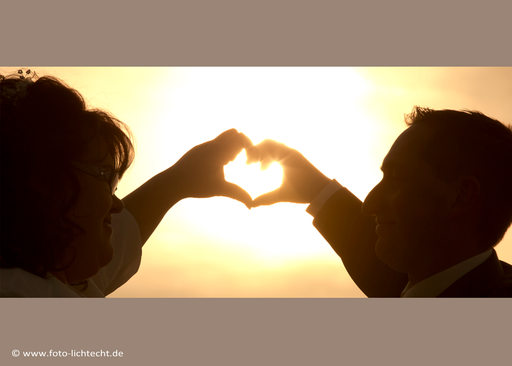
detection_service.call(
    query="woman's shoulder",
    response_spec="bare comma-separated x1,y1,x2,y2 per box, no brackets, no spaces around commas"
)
0,267,85,297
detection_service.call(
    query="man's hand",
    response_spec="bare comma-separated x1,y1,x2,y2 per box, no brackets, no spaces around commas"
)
172,129,254,208
246,139,331,207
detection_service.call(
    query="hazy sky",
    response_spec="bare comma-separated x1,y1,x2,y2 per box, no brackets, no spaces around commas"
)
5,67,512,297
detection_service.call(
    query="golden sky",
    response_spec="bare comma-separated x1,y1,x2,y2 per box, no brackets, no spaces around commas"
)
5,67,512,297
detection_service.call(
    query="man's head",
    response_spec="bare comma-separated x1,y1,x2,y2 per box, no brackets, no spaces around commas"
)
362,107,512,280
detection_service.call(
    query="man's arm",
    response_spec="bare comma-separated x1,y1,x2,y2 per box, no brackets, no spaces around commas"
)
248,140,408,297
312,187,408,297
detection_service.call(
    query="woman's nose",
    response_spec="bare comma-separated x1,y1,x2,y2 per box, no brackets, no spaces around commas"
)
111,195,125,213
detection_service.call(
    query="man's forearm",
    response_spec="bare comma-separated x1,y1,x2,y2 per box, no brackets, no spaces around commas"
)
312,187,408,297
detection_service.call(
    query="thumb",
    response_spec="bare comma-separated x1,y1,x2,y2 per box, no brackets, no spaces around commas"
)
251,188,284,208
218,181,253,209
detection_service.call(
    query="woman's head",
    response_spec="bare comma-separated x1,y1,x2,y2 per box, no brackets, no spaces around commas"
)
1,71,135,282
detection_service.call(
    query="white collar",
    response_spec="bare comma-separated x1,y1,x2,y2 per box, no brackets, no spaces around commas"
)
401,249,493,298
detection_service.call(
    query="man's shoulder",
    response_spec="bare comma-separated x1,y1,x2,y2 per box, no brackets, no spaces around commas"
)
470,258,512,297
490,260,512,296
500,260,512,274
439,252,512,298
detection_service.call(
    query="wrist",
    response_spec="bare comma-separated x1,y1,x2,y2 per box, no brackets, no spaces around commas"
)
306,179,343,217
308,174,332,201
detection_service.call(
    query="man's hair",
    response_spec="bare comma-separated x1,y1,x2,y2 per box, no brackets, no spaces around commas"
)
405,106,512,249
1,73,135,278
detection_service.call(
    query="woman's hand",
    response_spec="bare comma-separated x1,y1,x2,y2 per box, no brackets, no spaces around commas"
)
173,129,254,208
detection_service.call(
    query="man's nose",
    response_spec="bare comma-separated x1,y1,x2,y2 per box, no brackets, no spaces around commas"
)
361,181,384,216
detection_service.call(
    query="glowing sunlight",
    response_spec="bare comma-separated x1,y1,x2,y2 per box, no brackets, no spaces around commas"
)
7,66,511,297
224,149,283,199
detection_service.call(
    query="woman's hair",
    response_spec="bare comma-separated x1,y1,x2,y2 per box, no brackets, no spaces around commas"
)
1,70,135,278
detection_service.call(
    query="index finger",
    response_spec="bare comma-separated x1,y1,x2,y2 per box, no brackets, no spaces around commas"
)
236,132,254,151
246,139,292,164
212,129,254,164
214,129,253,148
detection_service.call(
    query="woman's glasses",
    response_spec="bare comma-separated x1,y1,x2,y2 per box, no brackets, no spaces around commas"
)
72,162,119,195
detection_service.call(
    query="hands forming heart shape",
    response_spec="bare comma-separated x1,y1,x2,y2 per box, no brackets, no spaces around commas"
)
224,149,284,201
173,129,332,209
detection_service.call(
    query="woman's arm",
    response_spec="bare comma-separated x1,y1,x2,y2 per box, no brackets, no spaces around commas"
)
122,129,253,244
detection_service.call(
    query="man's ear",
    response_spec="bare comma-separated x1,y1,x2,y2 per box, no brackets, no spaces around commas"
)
450,176,481,216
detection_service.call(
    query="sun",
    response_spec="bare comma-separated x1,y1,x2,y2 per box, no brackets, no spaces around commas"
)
224,149,283,200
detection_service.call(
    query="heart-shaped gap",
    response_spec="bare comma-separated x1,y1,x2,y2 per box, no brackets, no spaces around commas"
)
224,149,283,199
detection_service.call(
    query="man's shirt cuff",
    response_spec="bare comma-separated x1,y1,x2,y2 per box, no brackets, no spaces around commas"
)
306,179,343,217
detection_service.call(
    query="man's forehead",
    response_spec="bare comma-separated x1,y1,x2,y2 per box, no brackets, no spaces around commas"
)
381,125,435,169
380,157,408,171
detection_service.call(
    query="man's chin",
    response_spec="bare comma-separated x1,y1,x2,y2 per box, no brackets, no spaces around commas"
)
375,239,409,273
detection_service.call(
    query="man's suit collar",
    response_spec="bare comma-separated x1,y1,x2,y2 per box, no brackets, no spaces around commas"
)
438,250,504,297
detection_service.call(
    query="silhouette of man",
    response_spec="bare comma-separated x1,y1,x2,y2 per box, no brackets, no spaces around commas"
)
248,107,512,297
